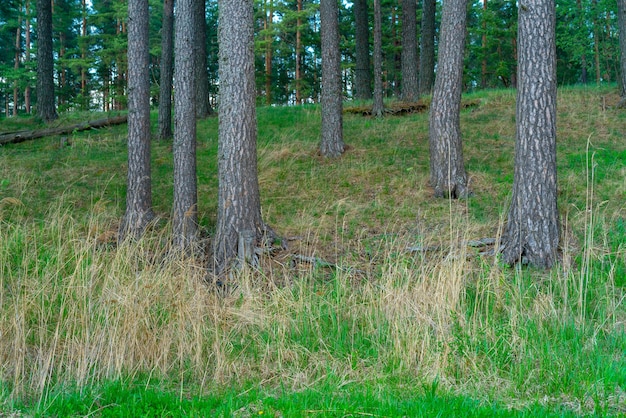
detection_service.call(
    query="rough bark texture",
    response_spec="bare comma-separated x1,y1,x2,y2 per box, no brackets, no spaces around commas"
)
157,0,174,140
373,0,384,117
418,0,436,96
295,0,303,104
173,0,198,249
319,0,344,157
120,0,154,240
401,0,419,101
194,0,212,118
502,0,559,268
617,0,626,106
214,0,264,272
36,0,57,122
353,0,372,100
428,0,469,199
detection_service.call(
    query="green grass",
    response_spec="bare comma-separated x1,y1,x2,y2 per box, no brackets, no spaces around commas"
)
1,86,625,416
5,379,586,417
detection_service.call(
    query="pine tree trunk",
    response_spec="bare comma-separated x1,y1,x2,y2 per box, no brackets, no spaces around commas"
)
354,0,372,100
14,20,21,117
158,0,174,139
295,0,303,104
214,0,265,272
265,0,274,105
36,0,57,122
24,0,31,113
319,0,344,157
194,0,212,118
373,0,384,117
617,0,626,106
401,0,419,101
172,0,198,249
428,0,469,199
419,0,436,96
502,0,558,268
120,0,154,240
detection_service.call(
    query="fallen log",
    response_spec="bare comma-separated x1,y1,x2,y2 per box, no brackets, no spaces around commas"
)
0,115,128,146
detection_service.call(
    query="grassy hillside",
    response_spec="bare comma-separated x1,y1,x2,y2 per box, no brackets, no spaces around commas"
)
0,86,624,416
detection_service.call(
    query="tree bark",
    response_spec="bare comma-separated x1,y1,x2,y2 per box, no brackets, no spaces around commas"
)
14,16,21,117
158,0,174,139
354,0,372,100
418,0,436,96
214,0,266,272
295,0,303,104
617,0,626,106
25,0,31,114
36,0,58,122
319,0,344,157
173,0,198,249
264,0,274,105
120,0,154,240
373,0,384,117
502,0,559,268
401,0,419,101
194,0,212,118
428,0,469,199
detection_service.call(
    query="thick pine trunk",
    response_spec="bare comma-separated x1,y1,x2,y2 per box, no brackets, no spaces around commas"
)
120,0,154,240
319,0,344,157
502,0,558,268
428,0,469,199
373,0,384,117
173,0,198,249
354,0,372,101
158,0,174,139
418,0,436,96
214,0,265,272
36,0,57,122
194,0,212,118
401,0,419,101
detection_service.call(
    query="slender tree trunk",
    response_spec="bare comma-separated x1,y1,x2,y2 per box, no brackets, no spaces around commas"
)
502,0,558,268
24,0,31,113
295,0,303,104
419,0,436,95
120,0,154,240
319,0,344,157
194,0,212,118
593,0,601,85
401,0,419,101
264,0,274,105
80,0,88,110
173,0,198,249
214,0,266,272
373,0,384,117
617,0,626,105
14,19,21,117
354,0,372,100
428,0,469,198
481,0,488,88
36,0,57,121
158,0,174,139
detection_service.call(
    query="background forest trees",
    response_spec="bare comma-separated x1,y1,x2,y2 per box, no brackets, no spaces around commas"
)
0,0,624,115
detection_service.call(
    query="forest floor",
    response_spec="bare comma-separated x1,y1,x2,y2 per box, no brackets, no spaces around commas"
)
0,86,625,416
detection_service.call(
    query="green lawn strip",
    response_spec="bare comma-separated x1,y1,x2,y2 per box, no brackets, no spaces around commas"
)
9,380,580,417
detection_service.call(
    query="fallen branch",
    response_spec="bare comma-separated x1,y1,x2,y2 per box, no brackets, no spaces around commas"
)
0,115,128,146
407,237,497,254
290,254,366,275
